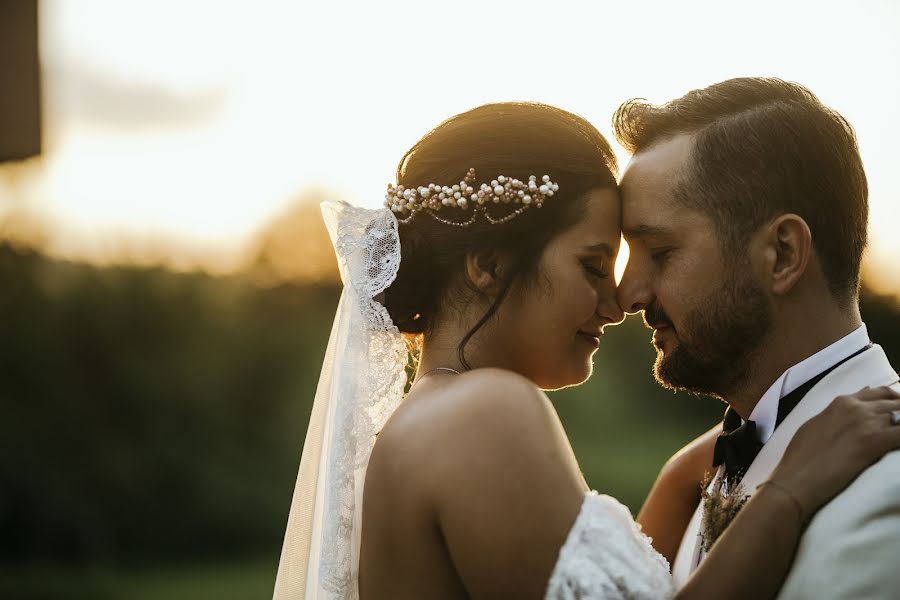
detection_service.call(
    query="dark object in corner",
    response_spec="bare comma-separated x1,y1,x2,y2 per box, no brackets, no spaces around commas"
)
0,0,41,162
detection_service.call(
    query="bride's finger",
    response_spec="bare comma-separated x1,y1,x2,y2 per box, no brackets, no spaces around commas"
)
824,388,900,419
848,385,900,401
861,399,900,415
848,399,900,455
870,411,900,452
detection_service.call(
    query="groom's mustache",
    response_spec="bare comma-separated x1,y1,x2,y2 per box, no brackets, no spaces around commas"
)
644,303,673,331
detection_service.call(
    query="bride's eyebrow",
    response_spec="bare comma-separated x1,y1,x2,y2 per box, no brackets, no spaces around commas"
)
581,242,615,257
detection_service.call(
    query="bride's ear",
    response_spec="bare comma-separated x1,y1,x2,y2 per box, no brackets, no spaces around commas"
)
465,250,509,296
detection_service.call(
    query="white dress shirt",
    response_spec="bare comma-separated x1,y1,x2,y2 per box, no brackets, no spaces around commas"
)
748,324,870,443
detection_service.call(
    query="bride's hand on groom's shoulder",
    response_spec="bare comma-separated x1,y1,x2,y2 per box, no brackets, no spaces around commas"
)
768,385,900,522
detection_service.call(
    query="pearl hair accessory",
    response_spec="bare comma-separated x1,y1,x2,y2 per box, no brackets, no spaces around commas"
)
384,168,560,227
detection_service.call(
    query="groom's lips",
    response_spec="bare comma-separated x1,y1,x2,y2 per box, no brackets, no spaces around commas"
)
650,323,672,346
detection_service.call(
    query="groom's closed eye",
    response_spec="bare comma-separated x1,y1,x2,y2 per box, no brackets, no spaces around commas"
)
650,247,675,265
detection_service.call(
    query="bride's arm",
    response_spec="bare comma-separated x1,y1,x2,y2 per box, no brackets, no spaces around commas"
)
674,386,900,600
637,424,719,563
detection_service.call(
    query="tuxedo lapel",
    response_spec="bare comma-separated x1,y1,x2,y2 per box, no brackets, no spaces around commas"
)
739,345,897,494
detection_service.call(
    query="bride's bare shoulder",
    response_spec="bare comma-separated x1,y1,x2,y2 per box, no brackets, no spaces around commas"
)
433,367,553,421
379,368,556,450
371,367,584,499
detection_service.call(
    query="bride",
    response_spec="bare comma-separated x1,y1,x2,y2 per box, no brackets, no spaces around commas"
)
273,102,900,599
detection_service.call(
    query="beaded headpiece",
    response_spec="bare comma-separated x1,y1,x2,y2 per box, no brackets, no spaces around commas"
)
384,168,559,227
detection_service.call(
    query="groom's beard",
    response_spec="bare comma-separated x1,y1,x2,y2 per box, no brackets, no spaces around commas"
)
648,270,772,398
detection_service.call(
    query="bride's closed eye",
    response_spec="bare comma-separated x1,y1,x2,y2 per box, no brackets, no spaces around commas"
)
581,260,610,279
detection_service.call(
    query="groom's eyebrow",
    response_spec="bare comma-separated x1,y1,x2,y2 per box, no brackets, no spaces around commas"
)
622,223,673,238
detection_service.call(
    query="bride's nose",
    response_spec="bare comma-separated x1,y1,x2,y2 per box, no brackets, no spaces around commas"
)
598,286,625,326
617,261,653,314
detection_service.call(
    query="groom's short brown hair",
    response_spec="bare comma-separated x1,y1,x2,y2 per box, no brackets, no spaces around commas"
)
613,77,868,307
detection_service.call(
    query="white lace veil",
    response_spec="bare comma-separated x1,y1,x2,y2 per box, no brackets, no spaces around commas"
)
273,201,408,599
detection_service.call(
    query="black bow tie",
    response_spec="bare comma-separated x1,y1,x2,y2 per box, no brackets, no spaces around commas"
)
713,408,762,480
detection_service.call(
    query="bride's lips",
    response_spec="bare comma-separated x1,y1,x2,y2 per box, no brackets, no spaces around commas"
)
577,331,601,348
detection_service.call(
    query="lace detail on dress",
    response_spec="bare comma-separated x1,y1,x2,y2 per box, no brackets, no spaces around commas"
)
318,202,408,597
545,492,676,600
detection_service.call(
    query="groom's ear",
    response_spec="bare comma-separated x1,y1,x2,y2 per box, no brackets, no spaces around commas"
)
762,213,812,296
465,250,509,296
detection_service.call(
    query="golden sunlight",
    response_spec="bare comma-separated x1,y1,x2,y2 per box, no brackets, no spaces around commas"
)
1,0,897,296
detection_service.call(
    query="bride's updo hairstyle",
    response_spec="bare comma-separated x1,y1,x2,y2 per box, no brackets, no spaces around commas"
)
383,102,618,366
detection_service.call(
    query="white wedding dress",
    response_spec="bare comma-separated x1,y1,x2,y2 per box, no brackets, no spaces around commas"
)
274,201,678,600
545,492,676,599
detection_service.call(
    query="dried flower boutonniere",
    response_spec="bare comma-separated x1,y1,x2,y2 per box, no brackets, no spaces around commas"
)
699,471,750,553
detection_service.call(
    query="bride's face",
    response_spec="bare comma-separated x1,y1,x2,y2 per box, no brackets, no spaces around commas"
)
492,188,625,389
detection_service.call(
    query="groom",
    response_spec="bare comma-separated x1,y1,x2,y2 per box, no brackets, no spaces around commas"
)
614,78,900,598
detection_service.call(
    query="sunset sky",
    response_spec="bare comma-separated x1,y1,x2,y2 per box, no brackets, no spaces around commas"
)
1,0,898,293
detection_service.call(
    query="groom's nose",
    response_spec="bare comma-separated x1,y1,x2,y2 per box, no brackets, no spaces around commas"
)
616,262,653,314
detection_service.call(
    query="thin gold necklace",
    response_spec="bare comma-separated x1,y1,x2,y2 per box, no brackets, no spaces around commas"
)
420,367,462,377
412,367,461,390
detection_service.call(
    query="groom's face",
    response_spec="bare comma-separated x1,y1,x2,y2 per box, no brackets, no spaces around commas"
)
616,134,771,396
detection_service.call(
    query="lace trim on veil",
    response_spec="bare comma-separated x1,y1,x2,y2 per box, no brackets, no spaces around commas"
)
318,202,408,596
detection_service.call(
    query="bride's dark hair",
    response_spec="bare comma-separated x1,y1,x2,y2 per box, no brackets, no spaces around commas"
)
383,102,618,367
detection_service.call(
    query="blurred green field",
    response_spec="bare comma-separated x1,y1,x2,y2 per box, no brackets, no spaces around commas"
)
0,559,277,600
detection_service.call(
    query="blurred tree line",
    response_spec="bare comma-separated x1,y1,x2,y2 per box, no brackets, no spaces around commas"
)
0,235,898,596
0,242,340,585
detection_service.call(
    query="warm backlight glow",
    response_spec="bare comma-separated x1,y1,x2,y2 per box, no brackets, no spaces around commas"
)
615,238,629,286
1,0,897,293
